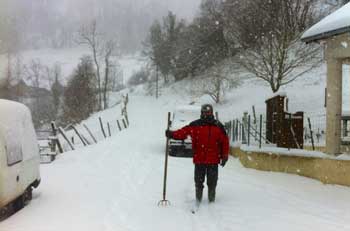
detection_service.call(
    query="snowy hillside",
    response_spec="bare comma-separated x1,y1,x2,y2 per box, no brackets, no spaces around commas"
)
2,61,350,230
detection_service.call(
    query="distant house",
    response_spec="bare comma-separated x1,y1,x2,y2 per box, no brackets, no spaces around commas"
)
0,80,55,128
13,80,51,99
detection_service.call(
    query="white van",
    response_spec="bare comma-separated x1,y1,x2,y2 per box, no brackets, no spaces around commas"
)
0,99,41,215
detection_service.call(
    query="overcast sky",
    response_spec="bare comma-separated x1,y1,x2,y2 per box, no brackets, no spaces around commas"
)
58,0,201,20
0,0,202,53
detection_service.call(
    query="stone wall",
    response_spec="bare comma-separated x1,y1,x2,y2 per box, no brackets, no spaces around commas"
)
231,147,350,187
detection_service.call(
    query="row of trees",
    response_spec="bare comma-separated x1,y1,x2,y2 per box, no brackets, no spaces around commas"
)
1,18,123,128
144,0,349,100
0,53,122,128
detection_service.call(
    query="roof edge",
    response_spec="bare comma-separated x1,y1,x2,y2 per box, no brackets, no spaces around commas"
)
302,26,350,43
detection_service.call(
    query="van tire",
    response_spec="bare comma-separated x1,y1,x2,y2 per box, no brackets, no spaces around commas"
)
0,207,8,220
12,195,25,212
32,179,41,188
23,187,33,204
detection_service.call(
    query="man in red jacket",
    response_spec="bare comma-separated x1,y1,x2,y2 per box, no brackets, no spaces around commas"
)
166,104,229,203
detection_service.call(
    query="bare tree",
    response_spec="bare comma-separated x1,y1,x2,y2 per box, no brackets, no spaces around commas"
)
78,20,103,110
78,20,119,110
223,0,322,93
25,59,42,90
102,40,117,109
192,59,240,103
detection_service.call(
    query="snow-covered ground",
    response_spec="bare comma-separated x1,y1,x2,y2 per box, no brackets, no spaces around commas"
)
1,49,350,230
2,92,350,230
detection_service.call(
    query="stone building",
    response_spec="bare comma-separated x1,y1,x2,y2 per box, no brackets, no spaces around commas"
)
302,3,350,155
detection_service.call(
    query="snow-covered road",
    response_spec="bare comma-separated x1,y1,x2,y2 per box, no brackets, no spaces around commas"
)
1,96,350,231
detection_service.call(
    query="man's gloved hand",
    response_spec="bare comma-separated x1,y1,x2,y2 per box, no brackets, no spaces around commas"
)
220,158,228,167
165,129,173,138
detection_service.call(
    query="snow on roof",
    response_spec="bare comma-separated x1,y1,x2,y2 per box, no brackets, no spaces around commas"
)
302,3,350,43
174,105,201,112
265,91,287,102
0,99,29,117
171,105,201,129
0,99,31,134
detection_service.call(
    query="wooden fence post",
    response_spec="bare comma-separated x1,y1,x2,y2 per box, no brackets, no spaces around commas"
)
248,115,251,146
240,123,243,142
99,117,107,138
232,120,235,142
51,121,63,153
71,125,87,146
288,114,292,150
235,119,239,141
252,106,257,124
117,120,122,131
108,122,111,137
81,134,91,145
124,114,129,126
242,112,248,144
58,127,75,150
308,117,315,151
227,121,232,138
259,115,262,149
122,119,128,129
83,124,97,144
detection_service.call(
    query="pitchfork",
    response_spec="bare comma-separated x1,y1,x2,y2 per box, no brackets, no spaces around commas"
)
158,112,171,207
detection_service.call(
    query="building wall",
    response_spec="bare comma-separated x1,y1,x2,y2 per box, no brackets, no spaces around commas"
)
325,33,350,60
324,33,350,154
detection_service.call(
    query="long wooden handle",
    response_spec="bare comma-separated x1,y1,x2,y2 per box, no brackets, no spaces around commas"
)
162,112,171,200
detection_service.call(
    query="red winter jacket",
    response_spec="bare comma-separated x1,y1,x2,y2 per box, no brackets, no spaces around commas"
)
171,118,229,164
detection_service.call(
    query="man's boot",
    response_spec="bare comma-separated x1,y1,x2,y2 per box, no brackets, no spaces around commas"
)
196,187,203,202
208,187,216,203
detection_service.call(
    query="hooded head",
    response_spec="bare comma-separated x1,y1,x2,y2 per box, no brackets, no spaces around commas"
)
200,104,214,120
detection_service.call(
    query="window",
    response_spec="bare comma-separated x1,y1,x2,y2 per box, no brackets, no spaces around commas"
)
5,131,23,166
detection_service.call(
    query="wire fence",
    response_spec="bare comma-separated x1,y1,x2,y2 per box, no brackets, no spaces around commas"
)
224,111,327,151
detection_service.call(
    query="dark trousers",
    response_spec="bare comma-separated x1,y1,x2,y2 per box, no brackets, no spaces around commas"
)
194,164,218,190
